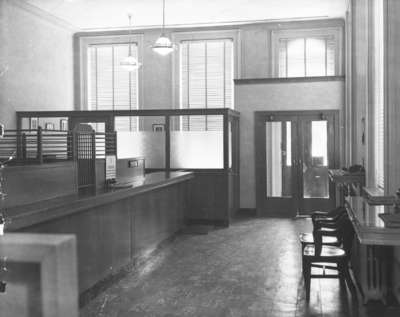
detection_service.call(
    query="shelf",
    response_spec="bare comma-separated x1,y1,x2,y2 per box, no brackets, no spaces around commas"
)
328,169,365,185
363,187,396,205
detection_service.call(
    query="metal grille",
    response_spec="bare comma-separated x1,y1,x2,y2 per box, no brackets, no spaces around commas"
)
75,129,96,189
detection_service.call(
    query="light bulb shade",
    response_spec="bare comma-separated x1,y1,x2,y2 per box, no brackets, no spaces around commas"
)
120,55,141,71
152,35,175,56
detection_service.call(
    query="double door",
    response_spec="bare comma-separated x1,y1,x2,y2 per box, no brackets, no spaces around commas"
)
255,111,339,217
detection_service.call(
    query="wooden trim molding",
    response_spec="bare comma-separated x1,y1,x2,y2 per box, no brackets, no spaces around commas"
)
234,75,345,85
8,0,78,31
0,233,78,317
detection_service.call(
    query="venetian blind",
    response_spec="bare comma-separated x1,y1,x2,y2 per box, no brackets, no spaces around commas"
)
87,43,139,131
180,39,233,131
374,0,385,189
278,37,336,77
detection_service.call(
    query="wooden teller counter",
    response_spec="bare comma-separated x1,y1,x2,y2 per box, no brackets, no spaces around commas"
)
0,109,240,314
2,162,193,304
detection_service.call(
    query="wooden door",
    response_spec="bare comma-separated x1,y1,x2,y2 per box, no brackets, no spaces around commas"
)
255,111,339,217
255,113,299,217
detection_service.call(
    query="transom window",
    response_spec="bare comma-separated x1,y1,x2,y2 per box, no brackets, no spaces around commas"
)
272,28,342,78
278,36,335,77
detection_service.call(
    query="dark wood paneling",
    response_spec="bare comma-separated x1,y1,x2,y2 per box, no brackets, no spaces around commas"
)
3,162,77,208
133,184,185,260
17,177,191,295
97,200,131,283
189,172,229,224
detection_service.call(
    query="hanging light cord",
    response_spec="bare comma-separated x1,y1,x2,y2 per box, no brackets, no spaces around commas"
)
162,0,166,33
128,14,132,44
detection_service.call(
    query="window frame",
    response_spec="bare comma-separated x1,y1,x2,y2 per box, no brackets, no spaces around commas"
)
367,0,387,191
171,30,241,110
271,27,344,78
78,34,144,111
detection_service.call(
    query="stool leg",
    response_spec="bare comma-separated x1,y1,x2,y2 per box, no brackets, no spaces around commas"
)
343,263,357,299
338,262,346,289
304,258,311,301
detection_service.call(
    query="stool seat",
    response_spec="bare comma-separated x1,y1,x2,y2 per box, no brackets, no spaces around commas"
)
304,244,346,257
299,233,339,245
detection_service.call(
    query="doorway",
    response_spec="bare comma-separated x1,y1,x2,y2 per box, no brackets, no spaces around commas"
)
255,110,339,217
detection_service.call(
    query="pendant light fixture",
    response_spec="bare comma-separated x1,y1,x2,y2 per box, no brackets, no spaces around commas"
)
152,0,175,56
121,14,141,71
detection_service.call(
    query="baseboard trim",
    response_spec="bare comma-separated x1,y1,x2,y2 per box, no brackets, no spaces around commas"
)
185,218,229,227
236,208,257,216
79,232,179,308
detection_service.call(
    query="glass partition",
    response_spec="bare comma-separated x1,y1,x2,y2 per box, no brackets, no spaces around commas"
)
16,109,239,171
116,116,165,168
170,115,223,169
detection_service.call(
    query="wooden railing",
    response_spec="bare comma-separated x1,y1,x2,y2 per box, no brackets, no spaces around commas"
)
0,128,116,164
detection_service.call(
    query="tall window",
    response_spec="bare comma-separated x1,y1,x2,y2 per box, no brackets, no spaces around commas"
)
179,39,233,130
87,43,139,131
278,37,336,77
272,28,342,78
373,0,385,189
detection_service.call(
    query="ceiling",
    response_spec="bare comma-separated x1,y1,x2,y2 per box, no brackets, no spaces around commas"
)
23,0,348,30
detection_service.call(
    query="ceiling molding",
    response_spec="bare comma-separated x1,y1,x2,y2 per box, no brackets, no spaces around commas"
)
79,15,334,33
10,0,79,32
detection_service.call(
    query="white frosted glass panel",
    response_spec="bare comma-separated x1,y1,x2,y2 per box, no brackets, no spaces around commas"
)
117,132,165,168
171,131,223,169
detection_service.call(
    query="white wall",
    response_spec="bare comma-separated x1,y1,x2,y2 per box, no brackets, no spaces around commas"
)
0,0,74,129
235,79,345,208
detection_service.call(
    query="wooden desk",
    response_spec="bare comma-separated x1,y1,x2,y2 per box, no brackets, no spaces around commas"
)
345,196,400,303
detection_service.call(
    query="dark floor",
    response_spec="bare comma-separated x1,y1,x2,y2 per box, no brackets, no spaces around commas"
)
80,217,400,317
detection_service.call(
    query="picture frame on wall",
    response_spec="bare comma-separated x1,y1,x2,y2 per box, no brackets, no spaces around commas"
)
152,124,165,132
45,122,55,131
30,117,38,130
60,119,68,131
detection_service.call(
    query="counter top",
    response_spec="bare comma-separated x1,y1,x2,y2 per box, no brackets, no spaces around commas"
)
345,196,400,245
4,171,194,231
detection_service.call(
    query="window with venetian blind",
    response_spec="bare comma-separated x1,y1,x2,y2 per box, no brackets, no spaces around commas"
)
373,0,385,190
179,39,233,131
87,43,139,131
272,28,342,78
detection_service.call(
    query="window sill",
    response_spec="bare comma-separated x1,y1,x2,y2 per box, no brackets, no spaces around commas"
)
234,75,345,85
363,186,395,205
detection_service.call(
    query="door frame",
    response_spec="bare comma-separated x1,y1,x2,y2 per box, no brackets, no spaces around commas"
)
255,110,340,217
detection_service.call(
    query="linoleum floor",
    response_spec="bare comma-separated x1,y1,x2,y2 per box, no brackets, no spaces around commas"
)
80,217,400,317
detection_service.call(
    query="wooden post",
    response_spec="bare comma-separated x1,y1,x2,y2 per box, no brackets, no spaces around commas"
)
37,126,43,164
22,133,27,161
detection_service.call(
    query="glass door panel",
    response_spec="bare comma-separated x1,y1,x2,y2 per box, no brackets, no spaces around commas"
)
302,120,329,199
299,115,336,215
256,111,338,217
265,121,292,197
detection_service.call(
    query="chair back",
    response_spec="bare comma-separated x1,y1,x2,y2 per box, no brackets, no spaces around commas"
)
340,218,355,256
312,213,353,257
311,206,346,222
